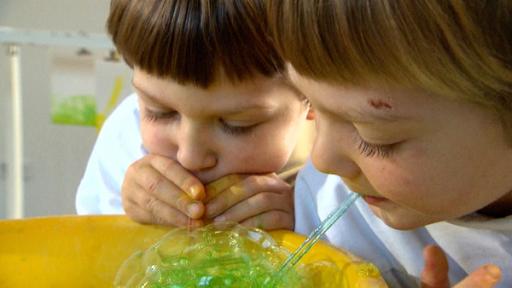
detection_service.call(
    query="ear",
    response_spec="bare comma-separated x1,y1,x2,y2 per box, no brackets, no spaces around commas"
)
306,107,315,120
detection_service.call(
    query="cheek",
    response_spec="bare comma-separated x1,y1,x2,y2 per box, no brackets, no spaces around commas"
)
360,154,472,216
228,148,290,174
140,123,176,156
359,149,452,214
222,129,298,174
364,163,430,201
226,113,307,174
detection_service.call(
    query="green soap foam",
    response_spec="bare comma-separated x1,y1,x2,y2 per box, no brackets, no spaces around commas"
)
115,223,311,288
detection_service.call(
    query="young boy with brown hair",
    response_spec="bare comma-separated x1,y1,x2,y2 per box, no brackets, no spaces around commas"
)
76,0,314,231
270,0,511,287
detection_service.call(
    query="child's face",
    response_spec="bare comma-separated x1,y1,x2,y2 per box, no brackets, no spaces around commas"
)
290,70,512,230
133,68,309,184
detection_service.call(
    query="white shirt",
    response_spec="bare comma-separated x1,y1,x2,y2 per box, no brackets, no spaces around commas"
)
76,94,145,214
294,160,512,287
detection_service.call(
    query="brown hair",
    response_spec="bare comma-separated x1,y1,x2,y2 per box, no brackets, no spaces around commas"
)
269,0,512,135
107,0,284,88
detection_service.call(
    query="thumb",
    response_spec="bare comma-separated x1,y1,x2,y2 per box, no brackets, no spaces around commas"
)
453,264,501,288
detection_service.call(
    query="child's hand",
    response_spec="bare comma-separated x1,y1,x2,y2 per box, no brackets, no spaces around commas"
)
421,245,502,288
204,173,294,230
121,154,206,227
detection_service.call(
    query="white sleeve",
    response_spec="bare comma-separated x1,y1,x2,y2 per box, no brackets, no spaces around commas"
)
75,94,145,214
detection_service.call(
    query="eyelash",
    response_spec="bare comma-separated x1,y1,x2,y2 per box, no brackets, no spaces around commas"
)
143,109,178,122
357,138,395,158
220,120,256,135
144,109,255,135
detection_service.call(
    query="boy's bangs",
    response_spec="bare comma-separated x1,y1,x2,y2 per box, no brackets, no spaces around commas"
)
271,0,512,103
108,0,284,88
271,1,425,86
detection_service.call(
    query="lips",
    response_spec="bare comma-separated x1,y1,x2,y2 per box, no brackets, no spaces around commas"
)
362,195,388,205
341,179,388,205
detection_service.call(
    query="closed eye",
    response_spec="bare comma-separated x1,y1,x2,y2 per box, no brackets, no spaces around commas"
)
143,108,179,122
356,137,396,158
219,119,257,135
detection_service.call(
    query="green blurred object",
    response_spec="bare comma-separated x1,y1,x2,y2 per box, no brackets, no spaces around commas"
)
51,94,97,126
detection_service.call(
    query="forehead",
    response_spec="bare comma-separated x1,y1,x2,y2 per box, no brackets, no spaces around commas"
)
289,69,437,122
133,68,302,113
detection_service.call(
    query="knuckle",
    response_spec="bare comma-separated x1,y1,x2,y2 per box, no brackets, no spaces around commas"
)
143,196,160,212
149,209,173,226
151,214,169,226
276,178,292,190
254,192,273,205
145,174,163,195
269,211,282,224
245,175,262,188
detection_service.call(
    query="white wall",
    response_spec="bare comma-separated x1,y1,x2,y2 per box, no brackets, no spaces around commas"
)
0,0,112,217
0,0,109,33
0,48,9,217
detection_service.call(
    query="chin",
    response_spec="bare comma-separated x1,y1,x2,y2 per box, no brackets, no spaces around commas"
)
381,219,423,231
371,207,431,230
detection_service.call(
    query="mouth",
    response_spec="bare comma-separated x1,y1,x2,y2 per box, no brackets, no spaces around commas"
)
362,195,388,205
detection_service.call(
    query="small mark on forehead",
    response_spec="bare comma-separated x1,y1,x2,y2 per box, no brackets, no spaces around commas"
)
368,99,392,110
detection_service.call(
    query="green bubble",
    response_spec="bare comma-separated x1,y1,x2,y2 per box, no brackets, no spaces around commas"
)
115,223,315,288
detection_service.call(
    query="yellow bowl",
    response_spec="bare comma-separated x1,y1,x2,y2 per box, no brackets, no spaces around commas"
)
0,215,386,287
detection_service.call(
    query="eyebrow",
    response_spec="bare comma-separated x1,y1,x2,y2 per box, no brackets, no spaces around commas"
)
131,80,278,115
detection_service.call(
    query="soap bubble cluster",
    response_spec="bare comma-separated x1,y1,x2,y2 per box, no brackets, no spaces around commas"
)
114,223,311,288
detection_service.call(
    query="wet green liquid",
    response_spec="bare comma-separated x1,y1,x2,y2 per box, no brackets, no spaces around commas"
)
115,223,310,288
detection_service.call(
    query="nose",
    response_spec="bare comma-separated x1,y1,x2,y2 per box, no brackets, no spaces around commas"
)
176,123,217,172
311,123,360,179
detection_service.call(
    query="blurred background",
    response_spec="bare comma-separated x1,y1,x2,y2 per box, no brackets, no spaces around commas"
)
0,0,133,218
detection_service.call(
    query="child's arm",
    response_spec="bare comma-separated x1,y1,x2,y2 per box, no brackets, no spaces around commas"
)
204,172,295,230
121,154,206,227
421,245,502,288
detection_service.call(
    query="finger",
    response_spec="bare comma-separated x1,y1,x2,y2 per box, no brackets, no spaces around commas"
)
421,245,450,288
240,211,294,230
149,154,205,200
122,196,153,223
212,191,293,223
453,264,501,288
136,164,205,219
206,174,290,218
125,196,203,228
205,174,244,201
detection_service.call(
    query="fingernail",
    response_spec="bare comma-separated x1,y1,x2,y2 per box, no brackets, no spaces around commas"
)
485,265,501,281
187,203,202,217
189,185,204,200
214,215,225,222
